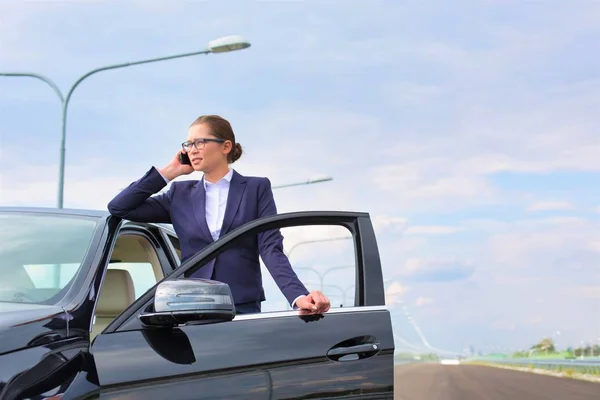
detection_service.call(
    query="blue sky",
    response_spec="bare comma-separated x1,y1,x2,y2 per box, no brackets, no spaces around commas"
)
1,0,599,354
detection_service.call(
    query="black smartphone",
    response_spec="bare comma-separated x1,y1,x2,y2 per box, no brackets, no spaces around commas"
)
179,152,191,165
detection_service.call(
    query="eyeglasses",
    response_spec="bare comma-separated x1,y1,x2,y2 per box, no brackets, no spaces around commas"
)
181,138,225,151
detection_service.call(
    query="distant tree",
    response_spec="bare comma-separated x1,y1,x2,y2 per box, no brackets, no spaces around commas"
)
530,337,555,354
571,346,598,357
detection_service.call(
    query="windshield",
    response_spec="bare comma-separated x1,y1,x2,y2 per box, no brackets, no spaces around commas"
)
0,212,99,305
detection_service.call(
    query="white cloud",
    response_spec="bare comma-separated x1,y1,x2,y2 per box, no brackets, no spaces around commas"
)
405,225,462,235
372,216,409,235
370,163,500,211
491,276,545,286
587,239,600,253
385,281,408,305
415,296,434,307
486,217,600,271
0,157,135,209
541,216,587,224
560,286,600,300
525,317,543,325
526,201,575,212
400,257,475,282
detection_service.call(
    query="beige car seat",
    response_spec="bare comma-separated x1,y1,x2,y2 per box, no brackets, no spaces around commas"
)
91,269,135,340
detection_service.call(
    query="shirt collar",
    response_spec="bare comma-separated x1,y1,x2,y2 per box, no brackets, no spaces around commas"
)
203,169,234,189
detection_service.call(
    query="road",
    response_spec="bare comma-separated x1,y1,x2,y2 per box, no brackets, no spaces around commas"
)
394,363,599,400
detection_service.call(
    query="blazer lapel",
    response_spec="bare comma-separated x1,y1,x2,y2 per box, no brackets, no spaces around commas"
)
191,178,214,242
219,171,247,238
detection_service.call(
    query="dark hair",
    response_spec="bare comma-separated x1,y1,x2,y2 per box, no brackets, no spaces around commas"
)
190,114,243,163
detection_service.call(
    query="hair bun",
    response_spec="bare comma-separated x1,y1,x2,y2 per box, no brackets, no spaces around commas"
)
231,142,243,163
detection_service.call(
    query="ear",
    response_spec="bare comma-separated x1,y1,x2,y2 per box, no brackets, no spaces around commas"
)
222,140,232,155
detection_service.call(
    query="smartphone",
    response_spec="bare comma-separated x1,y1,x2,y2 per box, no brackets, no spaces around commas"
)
179,152,191,165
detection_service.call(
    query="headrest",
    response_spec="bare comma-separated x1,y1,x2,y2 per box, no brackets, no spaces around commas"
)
96,269,135,317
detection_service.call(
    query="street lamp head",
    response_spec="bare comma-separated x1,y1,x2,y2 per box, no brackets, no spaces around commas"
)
207,35,251,53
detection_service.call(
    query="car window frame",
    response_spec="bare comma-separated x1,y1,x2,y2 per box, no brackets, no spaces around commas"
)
89,224,175,332
153,226,181,270
103,211,385,334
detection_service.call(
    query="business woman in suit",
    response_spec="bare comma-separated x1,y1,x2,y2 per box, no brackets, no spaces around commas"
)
108,115,330,315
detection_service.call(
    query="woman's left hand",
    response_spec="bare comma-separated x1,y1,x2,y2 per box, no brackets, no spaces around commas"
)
296,290,331,313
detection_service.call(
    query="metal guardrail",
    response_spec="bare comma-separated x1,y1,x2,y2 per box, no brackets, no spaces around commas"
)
472,358,600,375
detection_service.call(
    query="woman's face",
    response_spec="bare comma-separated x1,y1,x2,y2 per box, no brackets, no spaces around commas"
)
185,123,231,172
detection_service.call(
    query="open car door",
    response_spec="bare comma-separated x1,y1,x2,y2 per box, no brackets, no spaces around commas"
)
86,211,394,400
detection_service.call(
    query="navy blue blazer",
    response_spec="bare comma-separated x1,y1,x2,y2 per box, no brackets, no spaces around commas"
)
107,167,309,306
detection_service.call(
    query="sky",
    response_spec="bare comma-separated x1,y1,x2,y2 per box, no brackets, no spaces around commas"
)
0,0,599,354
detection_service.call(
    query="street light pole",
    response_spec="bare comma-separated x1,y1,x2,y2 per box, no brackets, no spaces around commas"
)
149,174,334,196
272,176,333,189
1,35,250,209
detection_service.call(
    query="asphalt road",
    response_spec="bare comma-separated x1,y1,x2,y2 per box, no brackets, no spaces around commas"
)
394,363,599,400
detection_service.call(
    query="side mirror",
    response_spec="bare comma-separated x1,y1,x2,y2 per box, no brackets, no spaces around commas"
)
139,278,235,328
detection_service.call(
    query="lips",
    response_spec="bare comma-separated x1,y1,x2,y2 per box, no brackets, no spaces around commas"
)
191,158,202,163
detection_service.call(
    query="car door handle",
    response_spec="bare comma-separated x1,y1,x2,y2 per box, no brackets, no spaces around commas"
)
327,342,381,361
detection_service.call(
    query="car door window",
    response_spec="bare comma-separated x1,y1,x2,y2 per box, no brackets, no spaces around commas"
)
91,232,165,340
90,212,393,399
261,224,356,312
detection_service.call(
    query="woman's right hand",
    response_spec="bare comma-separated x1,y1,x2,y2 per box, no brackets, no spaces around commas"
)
158,151,194,181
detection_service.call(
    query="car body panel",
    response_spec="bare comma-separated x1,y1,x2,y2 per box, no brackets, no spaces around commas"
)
0,303,69,356
0,337,93,400
90,308,393,398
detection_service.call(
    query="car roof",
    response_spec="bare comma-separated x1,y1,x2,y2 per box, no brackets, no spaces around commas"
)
0,206,177,234
0,206,110,218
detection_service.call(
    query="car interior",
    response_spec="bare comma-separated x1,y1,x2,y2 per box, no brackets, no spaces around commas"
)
90,233,164,340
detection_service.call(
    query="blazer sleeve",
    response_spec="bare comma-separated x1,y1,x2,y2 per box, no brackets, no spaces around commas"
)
256,177,309,306
107,166,173,223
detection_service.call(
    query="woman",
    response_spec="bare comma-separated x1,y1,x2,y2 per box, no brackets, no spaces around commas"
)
108,115,330,315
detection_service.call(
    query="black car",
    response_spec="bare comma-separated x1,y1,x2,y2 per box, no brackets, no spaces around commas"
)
0,207,395,400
